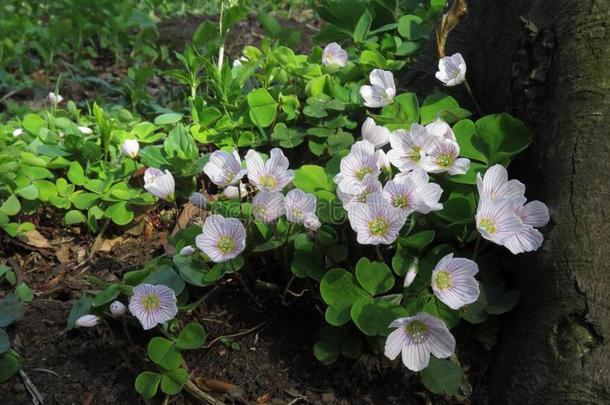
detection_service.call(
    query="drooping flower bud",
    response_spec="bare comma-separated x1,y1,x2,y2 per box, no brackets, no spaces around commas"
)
12,128,23,137
404,257,419,287
78,126,93,135
121,139,140,159
47,92,64,104
180,245,196,256
144,168,175,202
304,215,321,232
110,301,127,317
76,314,99,327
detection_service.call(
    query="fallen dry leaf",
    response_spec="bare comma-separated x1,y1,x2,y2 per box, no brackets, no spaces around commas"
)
55,244,71,263
172,202,204,236
20,229,51,249
99,236,125,252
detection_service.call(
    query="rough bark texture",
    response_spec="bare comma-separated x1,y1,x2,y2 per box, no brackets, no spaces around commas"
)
408,0,610,403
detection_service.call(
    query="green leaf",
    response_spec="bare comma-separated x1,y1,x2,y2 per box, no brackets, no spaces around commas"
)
135,371,161,399
154,113,183,125
65,210,86,225
0,294,25,327
355,258,394,296
435,198,475,226
397,15,424,40
352,10,373,42
66,295,93,331
420,94,469,125
176,322,207,350
475,113,532,164
313,339,339,365
104,201,134,226
0,351,21,383
320,269,368,326
247,88,278,128
160,368,188,395
92,284,120,307
15,185,39,200
72,192,100,210
148,337,183,370
350,297,408,336
401,230,435,250
462,283,488,324
293,165,334,193
392,245,418,277
421,357,463,395
164,124,198,160
291,239,325,280
446,161,487,185
486,289,520,315
67,161,87,186
0,195,21,216
424,297,460,329
379,93,419,129
142,265,186,295
15,283,33,303
453,119,488,163
23,114,47,135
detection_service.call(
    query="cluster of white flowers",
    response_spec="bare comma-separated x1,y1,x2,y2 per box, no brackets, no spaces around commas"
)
334,115,468,245
475,164,549,254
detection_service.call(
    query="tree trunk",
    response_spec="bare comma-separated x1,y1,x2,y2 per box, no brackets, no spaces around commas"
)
409,0,610,402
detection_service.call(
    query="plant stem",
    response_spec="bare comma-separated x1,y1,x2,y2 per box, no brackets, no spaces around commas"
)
472,235,482,260
463,79,483,116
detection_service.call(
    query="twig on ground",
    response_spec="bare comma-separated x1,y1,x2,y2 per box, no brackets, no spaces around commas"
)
202,318,271,350
20,369,44,405
184,380,226,405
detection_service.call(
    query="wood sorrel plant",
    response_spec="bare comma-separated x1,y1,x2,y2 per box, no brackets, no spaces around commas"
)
59,0,549,399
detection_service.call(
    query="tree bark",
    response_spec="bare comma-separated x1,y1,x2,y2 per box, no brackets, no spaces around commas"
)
408,0,610,403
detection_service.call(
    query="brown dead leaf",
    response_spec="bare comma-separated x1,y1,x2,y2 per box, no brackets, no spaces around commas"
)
194,378,237,393
172,202,204,236
40,269,65,290
20,229,51,249
55,244,71,263
99,236,125,252
257,393,273,404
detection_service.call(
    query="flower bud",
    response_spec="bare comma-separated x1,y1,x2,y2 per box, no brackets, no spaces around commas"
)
404,257,419,287
121,139,140,159
47,92,64,104
144,168,175,202
76,314,99,327
304,215,321,232
78,126,93,135
12,128,23,137
180,245,196,256
189,192,208,209
376,149,391,174
110,301,126,317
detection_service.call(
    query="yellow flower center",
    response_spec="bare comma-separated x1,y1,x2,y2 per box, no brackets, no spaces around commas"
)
368,217,389,237
356,166,372,181
217,236,236,254
434,270,453,290
479,218,496,234
141,294,160,311
393,195,409,209
436,153,454,168
405,320,428,339
408,146,421,162
258,175,277,188
253,204,267,218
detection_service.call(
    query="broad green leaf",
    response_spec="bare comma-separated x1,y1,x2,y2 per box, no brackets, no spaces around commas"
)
0,294,25,327
154,113,183,125
453,119,488,163
247,88,278,128
142,265,186,295
313,339,339,365
486,289,520,315
350,297,408,336
320,269,368,326
148,337,183,370
293,165,334,192
64,210,86,225
401,230,435,250
0,329,10,354
446,161,487,185
135,371,161,399
397,15,424,40
15,185,38,200
475,113,532,164
421,357,463,395
424,297,460,329
0,351,21,383
0,195,21,216
160,368,188,395
176,322,206,350
355,258,394,296
104,201,134,226
15,283,33,302
23,114,47,135
67,161,87,186
66,295,93,331
92,284,120,307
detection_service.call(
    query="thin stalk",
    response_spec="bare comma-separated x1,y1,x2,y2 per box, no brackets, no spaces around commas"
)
463,79,483,116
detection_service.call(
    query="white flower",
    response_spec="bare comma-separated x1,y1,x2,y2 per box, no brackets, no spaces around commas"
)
387,124,431,172
384,312,455,372
245,148,294,192
403,258,419,287
78,126,93,135
121,139,139,158
304,215,321,231
422,137,470,175
180,245,196,256
128,284,178,330
203,150,247,188
337,176,382,209
12,128,23,137
425,119,457,143
396,169,443,214
431,253,480,310
195,215,246,262
382,175,421,217
144,168,175,202
232,56,248,67
503,198,550,254
252,191,285,222
376,150,391,174
284,188,317,224
322,42,348,67
476,164,525,202
361,117,391,148
475,198,522,245
47,91,64,104
189,192,208,209
347,193,406,245
110,301,126,317
360,69,396,108
221,184,248,200
334,140,380,187
76,314,99,327
435,53,467,87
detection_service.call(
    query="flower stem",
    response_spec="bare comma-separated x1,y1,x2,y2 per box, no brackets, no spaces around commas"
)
463,79,484,116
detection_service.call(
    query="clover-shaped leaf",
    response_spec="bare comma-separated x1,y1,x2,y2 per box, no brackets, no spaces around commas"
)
355,258,394,296
320,269,368,326
350,296,408,336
